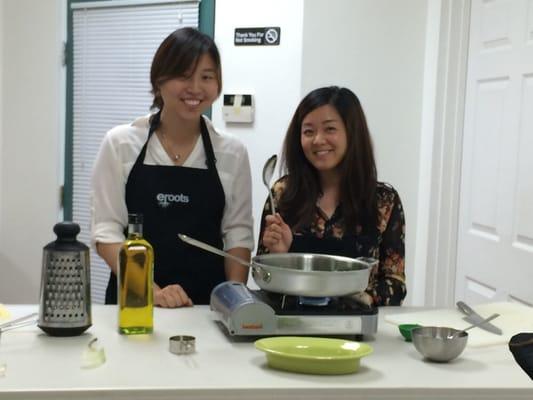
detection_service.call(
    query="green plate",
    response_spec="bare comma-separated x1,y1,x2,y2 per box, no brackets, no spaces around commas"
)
254,336,373,375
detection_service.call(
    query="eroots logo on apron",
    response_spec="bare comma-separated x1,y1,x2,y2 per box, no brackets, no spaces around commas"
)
156,193,190,208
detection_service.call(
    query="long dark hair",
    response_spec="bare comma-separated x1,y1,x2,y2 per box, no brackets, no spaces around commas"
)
150,27,222,110
279,86,377,232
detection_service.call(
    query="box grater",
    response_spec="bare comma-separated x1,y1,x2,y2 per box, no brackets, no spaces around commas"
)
38,222,92,336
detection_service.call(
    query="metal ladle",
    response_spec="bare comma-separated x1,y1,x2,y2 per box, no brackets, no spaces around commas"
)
262,154,278,215
448,313,500,339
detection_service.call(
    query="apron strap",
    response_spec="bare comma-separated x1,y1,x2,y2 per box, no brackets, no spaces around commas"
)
199,117,218,170
136,112,218,171
133,111,161,168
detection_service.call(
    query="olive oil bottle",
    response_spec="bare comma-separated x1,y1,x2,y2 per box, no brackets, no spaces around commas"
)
118,213,153,334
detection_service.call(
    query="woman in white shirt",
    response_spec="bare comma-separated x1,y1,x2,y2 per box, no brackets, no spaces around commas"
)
91,27,254,307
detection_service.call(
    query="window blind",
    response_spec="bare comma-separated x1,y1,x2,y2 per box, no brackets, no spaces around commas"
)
72,1,199,304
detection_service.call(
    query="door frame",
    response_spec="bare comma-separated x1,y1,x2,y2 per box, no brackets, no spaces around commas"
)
423,0,472,307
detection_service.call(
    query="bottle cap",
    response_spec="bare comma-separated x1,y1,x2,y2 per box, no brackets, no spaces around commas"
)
128,214,143,224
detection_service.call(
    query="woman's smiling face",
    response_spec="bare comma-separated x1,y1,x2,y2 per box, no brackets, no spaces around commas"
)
158,53,219,121
300,104,348,173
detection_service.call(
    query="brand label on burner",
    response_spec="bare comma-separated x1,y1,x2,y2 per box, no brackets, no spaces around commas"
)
241,322,263,329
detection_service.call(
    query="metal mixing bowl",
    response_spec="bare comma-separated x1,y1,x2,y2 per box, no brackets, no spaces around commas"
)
411,326,468,362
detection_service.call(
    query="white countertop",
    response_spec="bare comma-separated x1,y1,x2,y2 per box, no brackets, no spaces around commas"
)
0,305,531,399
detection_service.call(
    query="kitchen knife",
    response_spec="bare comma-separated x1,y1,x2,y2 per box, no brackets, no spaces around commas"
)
456,301,503,335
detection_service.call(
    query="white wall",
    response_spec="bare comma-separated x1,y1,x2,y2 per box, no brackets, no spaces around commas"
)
0,1,4,248
0,0,433,305
0,0,65,303
212,0,430,304
211,0,305,249
301,0,428,305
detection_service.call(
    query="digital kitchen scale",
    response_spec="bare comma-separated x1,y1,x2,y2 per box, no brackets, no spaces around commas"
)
210,281,378,339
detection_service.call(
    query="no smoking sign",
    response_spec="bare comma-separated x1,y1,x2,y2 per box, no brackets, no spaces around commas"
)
234,27,281,46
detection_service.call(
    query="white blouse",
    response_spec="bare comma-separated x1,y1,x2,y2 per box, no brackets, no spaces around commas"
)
91,114,254,251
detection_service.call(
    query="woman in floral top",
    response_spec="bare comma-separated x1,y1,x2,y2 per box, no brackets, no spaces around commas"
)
258,86,406,306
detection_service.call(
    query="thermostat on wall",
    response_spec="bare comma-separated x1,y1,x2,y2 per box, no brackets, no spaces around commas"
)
223,94,254,123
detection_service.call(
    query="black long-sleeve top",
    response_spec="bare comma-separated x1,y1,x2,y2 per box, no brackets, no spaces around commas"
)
257,177,407,306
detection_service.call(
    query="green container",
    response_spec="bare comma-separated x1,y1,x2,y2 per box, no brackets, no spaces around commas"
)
399,324,421,342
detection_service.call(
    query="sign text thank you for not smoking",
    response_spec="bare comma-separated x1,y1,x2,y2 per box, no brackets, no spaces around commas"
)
234,27,281,46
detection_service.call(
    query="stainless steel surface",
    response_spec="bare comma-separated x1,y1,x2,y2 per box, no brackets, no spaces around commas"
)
38,222,92,335
252,253,374,297
456,301,503,335
209,281,379,337
449,313,500,339
169,335,196,355
179,234,375,297
411,326,468,362
262,154,278,214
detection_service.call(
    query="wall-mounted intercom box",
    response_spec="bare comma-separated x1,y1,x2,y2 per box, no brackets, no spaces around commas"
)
222,94,254,123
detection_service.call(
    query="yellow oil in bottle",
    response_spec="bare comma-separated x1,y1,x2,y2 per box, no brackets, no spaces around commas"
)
118,214,153,334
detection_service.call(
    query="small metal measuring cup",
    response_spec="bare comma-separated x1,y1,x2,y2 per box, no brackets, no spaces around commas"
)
0,313,38,343
169,335,195,355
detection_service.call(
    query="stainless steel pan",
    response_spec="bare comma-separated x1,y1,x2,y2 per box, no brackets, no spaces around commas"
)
178,234,375,297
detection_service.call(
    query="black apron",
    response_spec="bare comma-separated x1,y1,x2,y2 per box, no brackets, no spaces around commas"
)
288,209,379,259
105,114,226,305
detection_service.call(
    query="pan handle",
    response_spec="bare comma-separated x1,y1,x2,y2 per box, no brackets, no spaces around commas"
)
178,234,251,268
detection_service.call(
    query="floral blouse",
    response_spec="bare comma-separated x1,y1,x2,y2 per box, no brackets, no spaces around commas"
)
257,177,407,306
